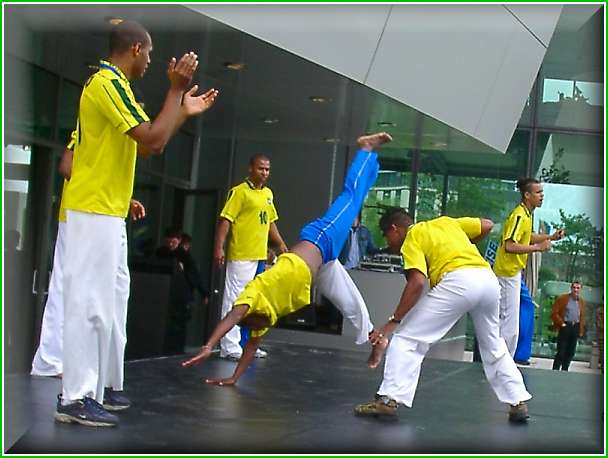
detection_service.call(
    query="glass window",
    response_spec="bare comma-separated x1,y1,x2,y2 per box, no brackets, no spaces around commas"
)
362,151,413,249
5,55,59,140
531,130,604,362
57,80,82,145
536,6,603,131
129,174,162,257
533,132,603,188
164,131,194,181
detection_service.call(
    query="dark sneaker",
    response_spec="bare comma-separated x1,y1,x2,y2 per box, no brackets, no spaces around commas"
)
103,388,131,411
509,402,530,423
354,395,398,417
55,395,118,427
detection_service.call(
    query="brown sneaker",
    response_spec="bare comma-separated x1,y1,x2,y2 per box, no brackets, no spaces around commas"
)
508,402,529,423
354,395,398,417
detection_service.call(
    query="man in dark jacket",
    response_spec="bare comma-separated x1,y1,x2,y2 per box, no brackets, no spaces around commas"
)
551,281,586,371
338,215,378,269
156,227,209,354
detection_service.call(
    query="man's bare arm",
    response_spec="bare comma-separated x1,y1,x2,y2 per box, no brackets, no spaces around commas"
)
470,218,493,244
269,222,288,253
213,218,231,266
58,149,73,179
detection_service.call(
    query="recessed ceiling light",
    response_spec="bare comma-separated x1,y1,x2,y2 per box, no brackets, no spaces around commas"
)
432,142,448,148
105,16,124,25
324,137,340,143
224,62,245,71
377,121,396,127
262,118,279,125
310,96,331,103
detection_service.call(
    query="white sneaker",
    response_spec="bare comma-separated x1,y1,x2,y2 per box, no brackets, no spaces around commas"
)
219,352,241,362
254,349,268,358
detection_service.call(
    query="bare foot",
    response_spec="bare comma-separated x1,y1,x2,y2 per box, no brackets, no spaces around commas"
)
367,336,389,369
357,132,393,151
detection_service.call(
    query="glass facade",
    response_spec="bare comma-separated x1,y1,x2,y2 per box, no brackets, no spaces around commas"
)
360,5,604,364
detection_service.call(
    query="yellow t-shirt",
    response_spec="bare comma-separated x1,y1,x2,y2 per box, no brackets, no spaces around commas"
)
493,204,533,277
58,131,77,223
234,253,312,337
220,180,279,261
401,216,490,288
63,60,149,218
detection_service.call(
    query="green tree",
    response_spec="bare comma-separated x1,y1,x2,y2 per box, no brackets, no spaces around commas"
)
445,176,514,222
551,209,603,285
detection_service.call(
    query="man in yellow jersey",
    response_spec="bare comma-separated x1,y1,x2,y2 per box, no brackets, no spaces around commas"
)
183,133,393,384
57,20,218,427
213,154,288,360
354,207,532,423
32,134,147,377
493,178,564,356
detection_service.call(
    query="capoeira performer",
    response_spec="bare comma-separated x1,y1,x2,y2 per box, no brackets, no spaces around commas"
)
354,207,532,422
182,132,393,385
32,135,146,378
493,177,563,356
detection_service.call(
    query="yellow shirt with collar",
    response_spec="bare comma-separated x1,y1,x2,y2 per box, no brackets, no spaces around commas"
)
401,216,490,288
234,253,312,338
220,180,279,261
493,204,533,277
63,60,149,218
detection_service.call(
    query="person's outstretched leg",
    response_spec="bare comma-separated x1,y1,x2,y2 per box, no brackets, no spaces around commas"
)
315,260,373,344
299,133,392,263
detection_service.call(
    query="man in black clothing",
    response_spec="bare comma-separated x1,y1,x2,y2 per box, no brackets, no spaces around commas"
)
156,227,209,354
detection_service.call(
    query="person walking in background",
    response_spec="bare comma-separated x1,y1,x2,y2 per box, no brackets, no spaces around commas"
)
493,178,564,356
57,19,218,427
213,154,288,361
551,281,586,371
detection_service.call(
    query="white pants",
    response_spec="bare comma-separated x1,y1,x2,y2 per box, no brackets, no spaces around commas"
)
378,268,531,408
497,274,522,356
315,260,374,344
31,222,66,376
220,260,258,356
62,210,130,403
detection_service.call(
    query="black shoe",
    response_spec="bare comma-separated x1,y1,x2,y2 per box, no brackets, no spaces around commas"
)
514,360,531,366
103,388,131,411
508,402,530,423
55,395,118,427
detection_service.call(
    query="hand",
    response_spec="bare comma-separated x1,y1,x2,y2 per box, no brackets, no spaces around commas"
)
205,377,236,387
167,52,199,91
213,247,225,267
536,239,552,252
202,296,209,306
181,345,212,368
277,243,288,254
129,199,146,220
551,229,566,241
182,86,219,117
369,321,398,346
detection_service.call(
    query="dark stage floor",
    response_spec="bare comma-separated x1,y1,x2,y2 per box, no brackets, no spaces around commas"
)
4,343,605,454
